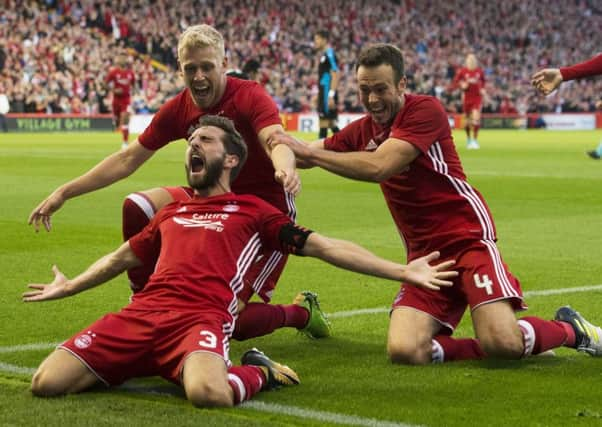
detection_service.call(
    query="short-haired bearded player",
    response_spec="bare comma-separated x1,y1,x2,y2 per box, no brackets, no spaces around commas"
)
453,53,485,150
24,115,457,407
105,48,136,149
29,25,328,344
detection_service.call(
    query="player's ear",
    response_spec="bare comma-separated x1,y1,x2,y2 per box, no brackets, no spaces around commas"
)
225,153,239,169
397,76,407,92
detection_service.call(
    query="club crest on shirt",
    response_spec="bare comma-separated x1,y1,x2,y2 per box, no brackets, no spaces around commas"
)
223,204,240,212
74,330,97,349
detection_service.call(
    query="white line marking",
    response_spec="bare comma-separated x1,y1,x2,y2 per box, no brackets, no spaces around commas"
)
524,284,602,297
0,342,58,354
118,384,419,426
329,307,388,319
0,362,35,375
331,284,602,319
470,170,602,179
242,401,420,427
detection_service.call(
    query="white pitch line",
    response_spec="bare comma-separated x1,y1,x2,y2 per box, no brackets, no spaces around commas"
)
118,385,419,427
0,342,59,354
242,401,420,427
330,284,602,319
0,362,35,375
470,170,602,179
524,284,602,297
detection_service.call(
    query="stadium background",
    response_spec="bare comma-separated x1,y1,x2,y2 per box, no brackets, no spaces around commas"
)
1,1,602,427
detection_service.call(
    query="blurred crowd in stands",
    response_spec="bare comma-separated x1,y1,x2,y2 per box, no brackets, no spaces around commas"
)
1,0,601,115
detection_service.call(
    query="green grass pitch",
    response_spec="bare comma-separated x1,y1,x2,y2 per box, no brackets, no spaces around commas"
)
1,129,602,426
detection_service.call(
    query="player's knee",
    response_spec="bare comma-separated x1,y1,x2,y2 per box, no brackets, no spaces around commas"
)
31,367,65,397
479,332,524,359
387,341,431,365
186,382,233,408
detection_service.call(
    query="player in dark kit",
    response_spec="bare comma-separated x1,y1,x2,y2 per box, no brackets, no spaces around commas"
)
29,24,328,343
271,43,602,364
531,53,602,159
24,115,456,407
315,30,340,139
105,49,135,149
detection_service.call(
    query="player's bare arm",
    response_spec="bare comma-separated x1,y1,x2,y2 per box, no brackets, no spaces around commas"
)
271,134,420,182
531,68,563,95
257,124,301,195
29,141,155,232
300,233,456,291
328,69,339,109
23,242,142,302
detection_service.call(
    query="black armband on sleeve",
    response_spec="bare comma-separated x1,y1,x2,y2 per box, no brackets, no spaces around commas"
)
278,223,314,255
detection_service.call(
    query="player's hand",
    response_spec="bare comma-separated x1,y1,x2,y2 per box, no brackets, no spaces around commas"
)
274,168,301,196
328,97,336,110
23,265,72,302
460,81,469,91
403,251,457,291
268,133,313,160
531,68,563,95
28,190,66,232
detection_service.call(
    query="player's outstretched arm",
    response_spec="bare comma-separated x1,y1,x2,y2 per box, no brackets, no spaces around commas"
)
531,68,563,95
270,134,419,183
300,233,456,291
23,242,142,302
28,141,155,232
258,125,301,195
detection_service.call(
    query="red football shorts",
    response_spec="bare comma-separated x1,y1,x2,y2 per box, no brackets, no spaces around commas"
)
392,240,527,333
112,96,131,117
163,186,288,303
60,308,232,386
463,98,482,114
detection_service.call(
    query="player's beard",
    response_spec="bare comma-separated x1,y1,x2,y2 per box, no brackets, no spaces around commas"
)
187,154,225,191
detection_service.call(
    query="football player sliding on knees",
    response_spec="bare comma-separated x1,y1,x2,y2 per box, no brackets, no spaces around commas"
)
23,116,456,407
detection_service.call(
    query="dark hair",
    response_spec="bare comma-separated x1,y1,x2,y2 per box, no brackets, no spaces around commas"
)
242,59,261,75
315,30,330,40
197,115,248,180
356,43,405,84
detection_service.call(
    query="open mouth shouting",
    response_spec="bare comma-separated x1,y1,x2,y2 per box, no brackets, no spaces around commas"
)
191,84,211,105
189,152,206,175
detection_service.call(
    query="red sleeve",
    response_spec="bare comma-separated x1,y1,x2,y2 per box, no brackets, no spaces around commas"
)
138,96,182,150
258,209,296,253
480,69,486,85
128,214,162,266
560,54,602,81
242,84,282,133
323,119,363,152
389,98,448,154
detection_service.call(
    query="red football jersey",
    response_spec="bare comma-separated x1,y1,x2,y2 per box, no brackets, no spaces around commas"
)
138,77,291,215
453,67,485,100
323,94,497,259
105,67,135,99
128,192,295,316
